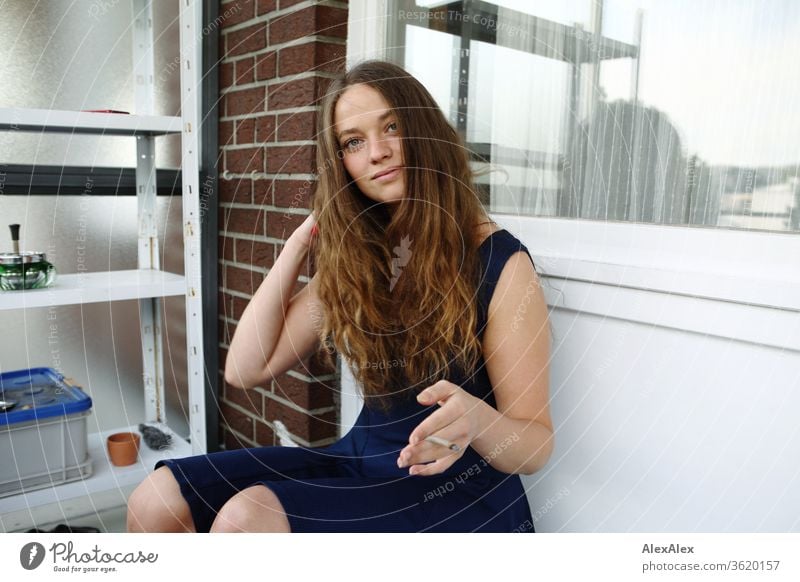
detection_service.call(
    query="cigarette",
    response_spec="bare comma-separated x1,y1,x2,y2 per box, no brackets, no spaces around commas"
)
425,435,461,453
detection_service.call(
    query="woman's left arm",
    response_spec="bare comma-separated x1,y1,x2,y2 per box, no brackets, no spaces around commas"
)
403,251,554,476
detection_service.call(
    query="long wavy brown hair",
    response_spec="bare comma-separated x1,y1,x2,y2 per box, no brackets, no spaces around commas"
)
310,60,497,413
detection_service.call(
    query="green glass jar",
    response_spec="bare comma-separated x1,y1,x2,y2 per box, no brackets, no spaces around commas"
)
0,251,57,291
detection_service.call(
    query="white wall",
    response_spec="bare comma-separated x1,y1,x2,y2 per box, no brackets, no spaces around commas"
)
525,310,799,532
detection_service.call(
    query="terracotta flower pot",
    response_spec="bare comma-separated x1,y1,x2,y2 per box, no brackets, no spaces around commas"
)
106,432,141,467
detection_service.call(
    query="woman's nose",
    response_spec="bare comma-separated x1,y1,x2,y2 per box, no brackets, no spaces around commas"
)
369,138,392,162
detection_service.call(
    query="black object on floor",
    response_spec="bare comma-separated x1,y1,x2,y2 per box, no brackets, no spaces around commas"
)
138,423,172,450
26,524,101,533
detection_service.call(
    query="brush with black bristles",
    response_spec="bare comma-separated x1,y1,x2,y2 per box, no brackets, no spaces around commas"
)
138,423,173,450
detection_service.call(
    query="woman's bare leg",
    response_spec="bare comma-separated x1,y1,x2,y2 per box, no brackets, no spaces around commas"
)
127,466,196,532
209,485,291,533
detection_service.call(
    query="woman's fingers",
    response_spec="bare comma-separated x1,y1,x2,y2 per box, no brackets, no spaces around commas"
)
398,429,463,469
408,454,458,477
290,212,318,248
408,402,461,446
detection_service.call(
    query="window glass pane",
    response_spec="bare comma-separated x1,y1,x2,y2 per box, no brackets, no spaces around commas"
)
468,42,568,214
405,25,459,122
0,0,180,168
390,0,800,233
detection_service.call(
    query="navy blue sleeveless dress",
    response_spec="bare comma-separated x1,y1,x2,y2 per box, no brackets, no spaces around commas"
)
156,229,537,532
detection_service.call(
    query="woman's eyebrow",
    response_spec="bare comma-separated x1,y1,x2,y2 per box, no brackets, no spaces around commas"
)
336,110,395,141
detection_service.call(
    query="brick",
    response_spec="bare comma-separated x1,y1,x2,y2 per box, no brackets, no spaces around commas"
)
256,115,276,143
236,117,256,143
278,42,345,77
255,51,277,81
226,146,264,174
269,6,347,45
231,295,251,320
255,420,276,445
219,120,235,146
219,402,255,440
278,43,315,76
225,265,264,295
256,0,277,16
317,41,346,73
267,77,316,110
224,86,264,117
224,382,264,416
316,5,348,38
219,236,235,262
219,179,252,203
218,291,233,319
223,428,250,450
277,110,316,141
278,0,305,10
218,347,228,375
219,0,254,29
273,179,312,207
235,57,255,85
266,211,306,240
252,179,272,205
220,62,234,89
225,22,266,57
224,207,265,236
235,239,275,267
273,373,336,410
264,397,337,441
266,144,315,174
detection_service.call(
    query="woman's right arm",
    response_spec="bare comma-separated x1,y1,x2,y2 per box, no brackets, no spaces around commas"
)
224,213,322,389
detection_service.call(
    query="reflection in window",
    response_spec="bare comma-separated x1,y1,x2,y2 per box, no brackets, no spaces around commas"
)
391,0,800,233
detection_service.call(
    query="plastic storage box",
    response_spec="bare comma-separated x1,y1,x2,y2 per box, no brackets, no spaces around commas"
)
0,367,93,498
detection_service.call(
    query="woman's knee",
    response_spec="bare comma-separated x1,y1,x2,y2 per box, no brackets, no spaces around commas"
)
127,466,196,533
211,485,291,533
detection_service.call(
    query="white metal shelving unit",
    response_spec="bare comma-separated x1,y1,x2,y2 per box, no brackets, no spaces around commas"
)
0,0,206,532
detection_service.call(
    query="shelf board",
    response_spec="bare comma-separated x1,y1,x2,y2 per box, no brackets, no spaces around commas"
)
0,108,182,136
0,424,191,532
0,270,186,310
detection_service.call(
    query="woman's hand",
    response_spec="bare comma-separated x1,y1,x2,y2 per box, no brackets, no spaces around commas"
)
398,380,489,476
288,211,318,250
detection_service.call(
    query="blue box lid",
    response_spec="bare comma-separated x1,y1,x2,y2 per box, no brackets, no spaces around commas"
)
0,367,92,427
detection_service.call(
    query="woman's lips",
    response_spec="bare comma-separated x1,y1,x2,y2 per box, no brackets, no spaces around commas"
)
373,167,401,182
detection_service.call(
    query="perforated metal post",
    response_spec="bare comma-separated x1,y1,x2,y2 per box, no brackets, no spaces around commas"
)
133,0,166,424
180,0,207,453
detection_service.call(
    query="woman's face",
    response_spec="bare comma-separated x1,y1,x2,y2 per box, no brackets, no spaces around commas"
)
333,84,406,210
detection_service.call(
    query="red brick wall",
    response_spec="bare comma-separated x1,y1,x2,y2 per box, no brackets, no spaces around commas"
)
217,0,347,450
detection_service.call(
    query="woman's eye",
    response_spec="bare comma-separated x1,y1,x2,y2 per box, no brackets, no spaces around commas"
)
387,122,398,132
343,138,363,152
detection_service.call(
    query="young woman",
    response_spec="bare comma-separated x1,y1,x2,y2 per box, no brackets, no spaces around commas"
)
127,60,554,533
